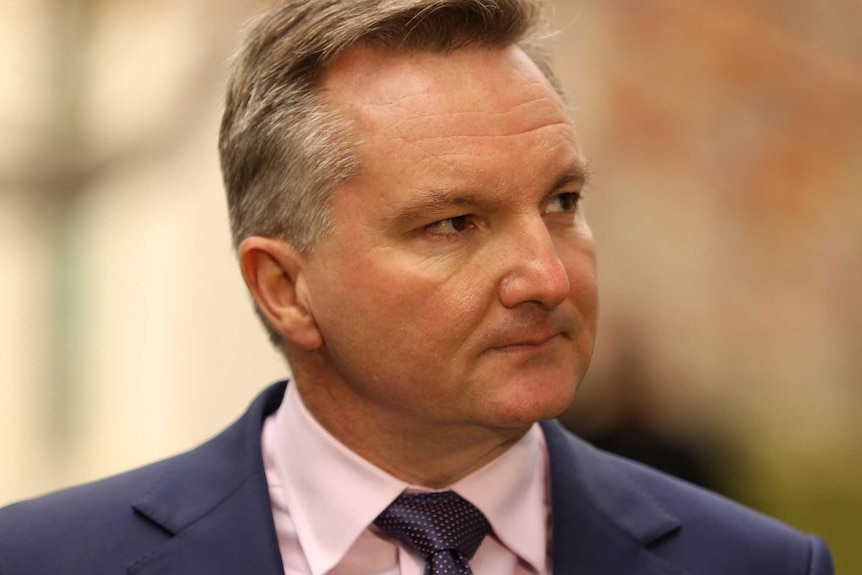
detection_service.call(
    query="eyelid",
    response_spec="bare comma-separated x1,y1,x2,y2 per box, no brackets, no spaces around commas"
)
423,214,476,236
542,190,582,214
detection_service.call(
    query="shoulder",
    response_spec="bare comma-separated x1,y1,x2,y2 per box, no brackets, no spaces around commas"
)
541,420,834,575
614,452,833,574
0,381,288,575
0,457,177,575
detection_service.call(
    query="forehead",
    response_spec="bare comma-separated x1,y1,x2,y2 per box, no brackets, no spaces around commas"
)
322,44,573,134
320,44,583,199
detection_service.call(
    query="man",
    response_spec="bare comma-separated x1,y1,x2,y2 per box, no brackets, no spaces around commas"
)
0,1,834,574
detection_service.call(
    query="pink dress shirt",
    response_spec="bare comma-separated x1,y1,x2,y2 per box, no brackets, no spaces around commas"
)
261,384,552,575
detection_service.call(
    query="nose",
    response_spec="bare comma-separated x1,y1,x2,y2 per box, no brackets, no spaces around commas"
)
497,221,571,310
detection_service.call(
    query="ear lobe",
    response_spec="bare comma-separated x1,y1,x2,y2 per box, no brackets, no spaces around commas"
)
238,237,323,350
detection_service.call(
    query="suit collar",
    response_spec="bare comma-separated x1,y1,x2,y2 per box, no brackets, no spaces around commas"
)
127,382,688,575
128,381,288,575
541,419,688,575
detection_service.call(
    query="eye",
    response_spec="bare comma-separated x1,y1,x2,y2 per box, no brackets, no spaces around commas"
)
424,215,476,235
543,192,581,215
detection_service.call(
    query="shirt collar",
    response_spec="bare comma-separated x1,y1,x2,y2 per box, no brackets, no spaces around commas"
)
452,424,549,574
269,383,548,575
271,384,407,575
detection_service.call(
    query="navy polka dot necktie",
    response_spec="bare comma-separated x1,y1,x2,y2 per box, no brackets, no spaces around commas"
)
374,491,491,575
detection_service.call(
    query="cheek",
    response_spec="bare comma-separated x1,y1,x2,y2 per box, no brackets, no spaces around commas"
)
571,266,598,320
562,244,599,334
318,252,488,354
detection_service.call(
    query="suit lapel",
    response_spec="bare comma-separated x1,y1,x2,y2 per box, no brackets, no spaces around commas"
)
121,383,691,575
128,382,289,575
541,420,691,575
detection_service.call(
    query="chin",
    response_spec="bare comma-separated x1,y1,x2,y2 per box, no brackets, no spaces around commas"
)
483,377,578,428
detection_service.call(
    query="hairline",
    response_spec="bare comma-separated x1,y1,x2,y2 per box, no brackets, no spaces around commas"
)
298,40,570,250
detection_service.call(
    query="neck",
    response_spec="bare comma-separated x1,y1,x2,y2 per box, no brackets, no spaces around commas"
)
358,420,528,489
290,363,529,489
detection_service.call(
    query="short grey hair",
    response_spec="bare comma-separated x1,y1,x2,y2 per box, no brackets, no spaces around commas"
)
218,0,562,348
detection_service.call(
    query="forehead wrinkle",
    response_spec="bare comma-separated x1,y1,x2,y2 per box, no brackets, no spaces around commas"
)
393,120,573,146
373,89,555,116
365,97,569,144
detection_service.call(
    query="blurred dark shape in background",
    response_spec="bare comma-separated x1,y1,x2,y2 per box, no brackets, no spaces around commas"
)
563,325,727,496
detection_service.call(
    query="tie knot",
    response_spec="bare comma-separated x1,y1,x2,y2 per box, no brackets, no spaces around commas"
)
374,491,491,561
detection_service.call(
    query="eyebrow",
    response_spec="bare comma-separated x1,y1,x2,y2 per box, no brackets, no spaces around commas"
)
387,189,499,230
388,159,591,230
551,160,591,191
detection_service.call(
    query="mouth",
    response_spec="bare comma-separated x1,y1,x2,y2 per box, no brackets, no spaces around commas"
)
486,331,567,353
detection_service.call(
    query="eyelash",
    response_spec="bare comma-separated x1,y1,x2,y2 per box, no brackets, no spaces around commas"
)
422,192,582,238
544,192,582,214
423,215,476,236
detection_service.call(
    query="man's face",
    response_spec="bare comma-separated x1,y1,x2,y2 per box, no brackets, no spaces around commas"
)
296,45,597,435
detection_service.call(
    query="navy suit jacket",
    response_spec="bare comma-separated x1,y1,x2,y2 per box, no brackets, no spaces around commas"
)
0,381,833,574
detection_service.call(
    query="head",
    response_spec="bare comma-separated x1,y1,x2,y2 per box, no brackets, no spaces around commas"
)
219,0,567,349
222,0,598,462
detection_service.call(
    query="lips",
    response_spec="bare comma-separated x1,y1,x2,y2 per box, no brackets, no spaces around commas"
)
483,317,574,353
490,332,562,351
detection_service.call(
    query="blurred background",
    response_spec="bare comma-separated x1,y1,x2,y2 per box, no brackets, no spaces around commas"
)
0,0,859,570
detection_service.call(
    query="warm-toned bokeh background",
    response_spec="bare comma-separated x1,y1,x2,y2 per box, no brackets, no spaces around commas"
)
1,0,859,570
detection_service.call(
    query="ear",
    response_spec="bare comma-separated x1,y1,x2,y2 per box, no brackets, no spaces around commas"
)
238,236,323,350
